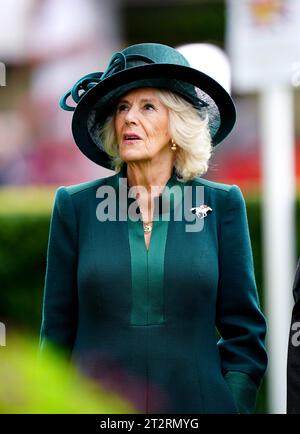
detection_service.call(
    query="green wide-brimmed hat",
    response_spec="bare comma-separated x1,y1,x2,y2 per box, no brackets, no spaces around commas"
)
60,42,236,169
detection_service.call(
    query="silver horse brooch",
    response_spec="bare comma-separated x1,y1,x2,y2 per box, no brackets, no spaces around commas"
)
190,205,213,219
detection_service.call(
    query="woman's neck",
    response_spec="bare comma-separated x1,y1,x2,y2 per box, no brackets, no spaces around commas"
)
126,161,174,193
125,160,174,222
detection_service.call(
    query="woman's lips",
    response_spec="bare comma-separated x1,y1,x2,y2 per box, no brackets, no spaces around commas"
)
123,138,142,143
123,135,142,143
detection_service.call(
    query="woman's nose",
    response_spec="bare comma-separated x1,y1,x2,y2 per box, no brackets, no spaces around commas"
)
124,106,139,124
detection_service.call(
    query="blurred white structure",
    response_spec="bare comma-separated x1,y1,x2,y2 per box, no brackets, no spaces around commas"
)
227,0,300,92
0,322,6,347
227,0,299,414
176,43,231,94
0,0,34,62
0,62,6,86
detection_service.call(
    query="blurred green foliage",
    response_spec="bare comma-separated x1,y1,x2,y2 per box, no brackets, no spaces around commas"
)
124,1,225,48
0,186,54,215
0,186,54,332
1,185,297,414
0,332,136,413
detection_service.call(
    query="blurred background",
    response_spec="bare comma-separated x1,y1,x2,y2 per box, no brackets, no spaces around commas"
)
1,0,300,414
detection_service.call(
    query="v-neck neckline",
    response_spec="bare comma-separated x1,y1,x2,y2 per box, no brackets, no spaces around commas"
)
127,214,169,325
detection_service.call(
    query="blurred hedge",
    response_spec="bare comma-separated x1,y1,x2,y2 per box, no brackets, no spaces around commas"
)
1,185,299,414
0,187,55,334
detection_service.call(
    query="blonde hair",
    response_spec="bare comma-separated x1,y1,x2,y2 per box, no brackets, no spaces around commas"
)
100,88,213,181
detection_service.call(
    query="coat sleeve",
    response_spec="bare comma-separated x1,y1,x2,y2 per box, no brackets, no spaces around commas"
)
39,186,78,358
216,185,268,413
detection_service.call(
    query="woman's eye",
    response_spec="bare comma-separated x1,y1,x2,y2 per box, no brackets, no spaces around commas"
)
117,104,128,112
144,103,155,111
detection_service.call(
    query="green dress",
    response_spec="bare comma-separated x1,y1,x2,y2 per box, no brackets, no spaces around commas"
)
40,163,267,414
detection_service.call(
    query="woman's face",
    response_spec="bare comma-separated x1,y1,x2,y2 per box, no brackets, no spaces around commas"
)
114,88,171,163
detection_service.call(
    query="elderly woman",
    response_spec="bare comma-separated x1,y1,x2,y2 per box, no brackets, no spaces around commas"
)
39,43,268,414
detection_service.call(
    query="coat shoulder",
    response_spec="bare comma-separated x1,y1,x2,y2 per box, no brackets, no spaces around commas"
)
191,177,234,194
61,174,116,197
190,177,245,209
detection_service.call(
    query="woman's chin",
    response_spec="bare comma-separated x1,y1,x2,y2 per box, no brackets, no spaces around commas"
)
121,152,148,163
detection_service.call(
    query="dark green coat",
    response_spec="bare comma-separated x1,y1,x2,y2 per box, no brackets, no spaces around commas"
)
40,164,267,414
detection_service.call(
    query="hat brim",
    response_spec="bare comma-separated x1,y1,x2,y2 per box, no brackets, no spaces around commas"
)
72,63,236,169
